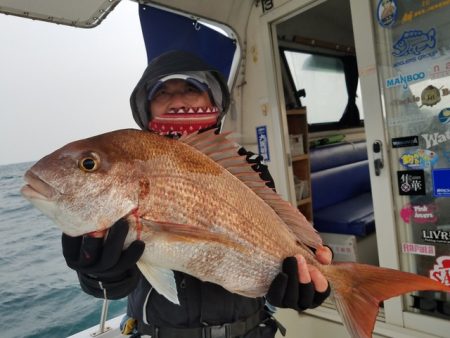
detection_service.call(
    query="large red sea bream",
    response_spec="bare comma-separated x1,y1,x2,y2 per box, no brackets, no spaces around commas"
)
21,129,450,338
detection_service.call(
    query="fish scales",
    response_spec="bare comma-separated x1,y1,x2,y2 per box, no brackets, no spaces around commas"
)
140,159,301,259
21,129,450,338
137,162,301,292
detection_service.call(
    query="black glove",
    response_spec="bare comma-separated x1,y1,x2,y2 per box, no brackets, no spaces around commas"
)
62,219,145,300
266,256,331,311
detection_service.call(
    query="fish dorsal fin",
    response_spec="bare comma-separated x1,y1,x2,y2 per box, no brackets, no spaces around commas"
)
180,129,322,248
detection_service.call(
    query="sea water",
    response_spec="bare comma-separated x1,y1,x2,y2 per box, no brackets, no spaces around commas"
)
0,162,127,338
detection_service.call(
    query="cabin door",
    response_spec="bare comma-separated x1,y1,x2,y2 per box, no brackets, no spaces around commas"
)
262,0,449,336
351,0,450,335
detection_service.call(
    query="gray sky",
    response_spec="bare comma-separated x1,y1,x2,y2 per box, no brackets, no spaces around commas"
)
0,1,147,165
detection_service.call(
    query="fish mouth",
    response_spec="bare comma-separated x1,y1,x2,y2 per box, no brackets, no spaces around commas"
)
21,170,58,201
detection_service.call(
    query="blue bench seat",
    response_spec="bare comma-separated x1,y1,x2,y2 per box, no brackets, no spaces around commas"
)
310,141,375,237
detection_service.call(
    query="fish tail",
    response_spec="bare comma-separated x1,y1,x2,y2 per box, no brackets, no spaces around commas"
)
327,262,450,338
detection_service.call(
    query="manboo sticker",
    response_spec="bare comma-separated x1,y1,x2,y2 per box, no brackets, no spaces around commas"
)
385,71,425,89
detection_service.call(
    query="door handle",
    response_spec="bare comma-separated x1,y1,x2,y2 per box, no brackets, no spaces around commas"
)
373,140,384,176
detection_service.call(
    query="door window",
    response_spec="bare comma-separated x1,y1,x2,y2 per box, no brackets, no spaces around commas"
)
283,50,365,130
371,0,450,320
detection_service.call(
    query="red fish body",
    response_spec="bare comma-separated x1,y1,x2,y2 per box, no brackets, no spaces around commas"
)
21,129,450,338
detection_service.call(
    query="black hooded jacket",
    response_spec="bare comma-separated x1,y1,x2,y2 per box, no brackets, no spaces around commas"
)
127,50,278,338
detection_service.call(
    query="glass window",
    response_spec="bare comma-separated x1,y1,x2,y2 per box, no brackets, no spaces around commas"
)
284,50,364,125
370,0,450,322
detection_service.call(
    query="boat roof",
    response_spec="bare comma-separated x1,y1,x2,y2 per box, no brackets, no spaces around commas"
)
0,0,123,28
0,0,253,31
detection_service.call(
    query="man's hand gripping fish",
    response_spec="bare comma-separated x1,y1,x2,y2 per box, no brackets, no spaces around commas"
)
21,129,450,338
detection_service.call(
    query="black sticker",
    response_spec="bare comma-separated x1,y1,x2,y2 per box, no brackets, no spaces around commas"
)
392,136,419,148
397,170,426,195
422,229,450,244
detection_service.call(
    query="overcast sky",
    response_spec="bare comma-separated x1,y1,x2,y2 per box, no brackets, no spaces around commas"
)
0,1,147,165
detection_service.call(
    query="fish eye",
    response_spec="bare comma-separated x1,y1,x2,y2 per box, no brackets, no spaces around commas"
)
78,154,100,172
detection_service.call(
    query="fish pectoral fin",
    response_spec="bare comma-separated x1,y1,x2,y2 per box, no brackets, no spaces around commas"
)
140,218,246,253
136,261,179,305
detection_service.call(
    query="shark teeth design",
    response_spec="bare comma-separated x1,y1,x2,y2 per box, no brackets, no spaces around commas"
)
165,107,219,114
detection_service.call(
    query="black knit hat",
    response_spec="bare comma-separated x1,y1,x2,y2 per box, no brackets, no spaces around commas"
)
130,50,231,130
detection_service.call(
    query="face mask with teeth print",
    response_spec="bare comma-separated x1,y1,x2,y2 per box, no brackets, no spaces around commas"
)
149,106,220,135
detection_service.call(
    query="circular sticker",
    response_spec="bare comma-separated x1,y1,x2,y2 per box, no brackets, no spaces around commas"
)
377,0,398,28
421,85,441,107
401,182,411,193
438,108,450,124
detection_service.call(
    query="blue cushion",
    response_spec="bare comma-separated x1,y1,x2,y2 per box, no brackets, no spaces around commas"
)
310,141,368,172
311,160,371,210
313,192,375,237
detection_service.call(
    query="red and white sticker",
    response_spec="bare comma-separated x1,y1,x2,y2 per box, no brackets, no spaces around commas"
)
402,242,435,256
400,203,438,224
430,256,450,286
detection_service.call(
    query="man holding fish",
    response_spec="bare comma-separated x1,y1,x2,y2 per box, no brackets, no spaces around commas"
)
61,50,333,338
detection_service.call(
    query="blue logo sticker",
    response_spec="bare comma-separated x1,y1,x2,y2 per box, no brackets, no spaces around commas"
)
256,126,270,162
432,169,450,197
392,28,436,57
377,0,398,28
386,71,425,89
438,108,450,124
399,149,438,169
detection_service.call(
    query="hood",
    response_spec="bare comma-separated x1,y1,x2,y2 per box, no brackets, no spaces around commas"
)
130,50,231,130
